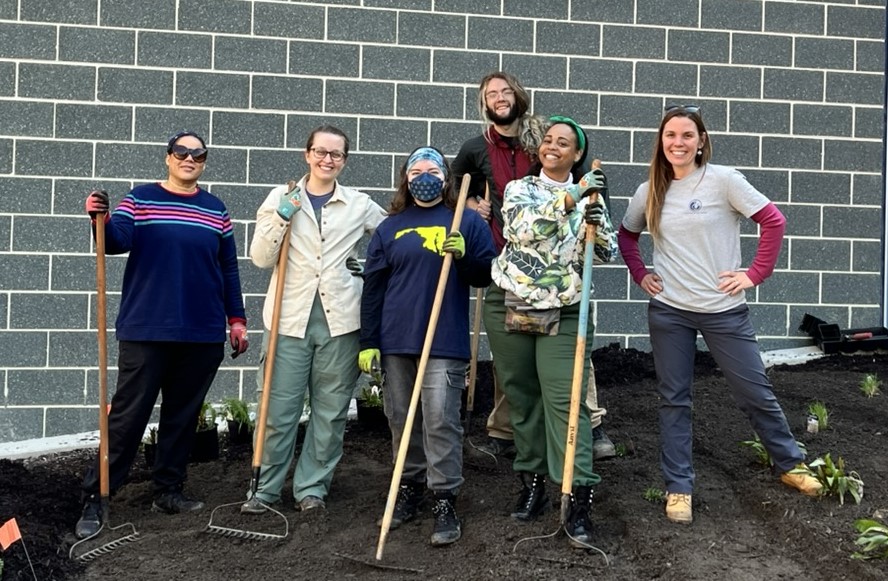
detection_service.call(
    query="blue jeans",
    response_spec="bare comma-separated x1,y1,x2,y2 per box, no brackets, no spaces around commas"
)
382,355,465,494
648,301,804,494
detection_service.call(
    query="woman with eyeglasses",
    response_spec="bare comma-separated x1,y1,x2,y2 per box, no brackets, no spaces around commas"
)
244,125,386,515
75,131,248,538
482,116,617,549
618,105,822,526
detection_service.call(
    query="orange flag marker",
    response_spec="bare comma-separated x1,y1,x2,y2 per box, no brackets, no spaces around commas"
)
0,518,22,550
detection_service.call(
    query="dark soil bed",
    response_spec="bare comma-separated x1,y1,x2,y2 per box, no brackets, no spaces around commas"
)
2,346,888,580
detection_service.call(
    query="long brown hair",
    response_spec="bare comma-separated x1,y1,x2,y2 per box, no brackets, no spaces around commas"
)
477,71,545,157
388,146,458,215
645,109,712,238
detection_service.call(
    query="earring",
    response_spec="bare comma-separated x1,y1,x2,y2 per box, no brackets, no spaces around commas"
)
697,149,702,155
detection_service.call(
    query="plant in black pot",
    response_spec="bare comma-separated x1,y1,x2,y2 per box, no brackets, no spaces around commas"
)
141,426,158,468
356,382,387,432
221,397,254,446
191,401,219,463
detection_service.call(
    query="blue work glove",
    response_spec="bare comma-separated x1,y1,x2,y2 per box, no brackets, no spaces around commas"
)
359,349,380,374
584,200,606,226
442,232,465,260
567,169,606,202
276,187,302,221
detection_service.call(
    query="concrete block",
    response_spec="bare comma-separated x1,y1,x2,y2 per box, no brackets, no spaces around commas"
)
793,104,852,137
178,0,251,34
668,30,729,63
134,108,211,144
430,121,483,155
849,306,881,329
215,37,287,74
731,33,791,66
759,271,820,304
853,174,882,206
247,149,306,186
824,139,881,173
8,370,85,405
856,40,884,73
0,22,56,59
761,137,822,170
635,62,697,95
780,204,823,237
701,0,762,31
358,118,427,153
398,11,466,48
95,143,165,180
176,71,250,108
0,61,13,96
711,134,759,168
398,84,464,119
254,1,325,38
198,147,248,184
211,112,285,148
137,31,212,69
569,58,633,93
468,17,534,52
0,139,9,174
338,153,396,189
365,0,430,8
572,0,634,23
435,0,499,14
700,65,761,98
98,67,173,104
54,179,134,216
0,254,49,291
237,257,275,294
252,76,324,112
795,38,854,70
289,41,359,78
853,241,881,272
88,293,121,330
602,25,665,59
101,0,176,30
52,254,125,293
432,50,499,85
10,293,88,330
59,26,135,64
286,115,359,149
15,140,93,178
19,63,96,101
536,21,600,56
0,409,44,442
741,169,788,202
13,216,90,253
590,265,629,301
533,91,597,125
46,408,100,438
56,104,133,141
596,300,649,335
363,46,430,82
827,6,884,40
502,54,567,89
822,273,880,305
748,304,788,337
0,100,54,137
729,101,791,134
855,107,883,139
326,80,394,116
207,184,270,225
48,331,103,368
585,129,632,162
637,0,698,26
0,0,14,18
503,0,568,19
600,95,662,128
0,332,48,366
791,239,851,272
791,172,850,205
328,8,396,43
825,72,883,105
830,207,882,242
0,178,53,213
765,2,824,35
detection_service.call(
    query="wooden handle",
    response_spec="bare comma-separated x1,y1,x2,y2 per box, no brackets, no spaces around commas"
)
466,183,491,414
95,216,110,499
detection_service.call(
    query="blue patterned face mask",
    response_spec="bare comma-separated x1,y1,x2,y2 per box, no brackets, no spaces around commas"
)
408,172,444,202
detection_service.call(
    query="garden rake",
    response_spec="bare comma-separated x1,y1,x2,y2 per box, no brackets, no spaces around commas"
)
464,183,490,431
205,186,301,542
70,208,141,562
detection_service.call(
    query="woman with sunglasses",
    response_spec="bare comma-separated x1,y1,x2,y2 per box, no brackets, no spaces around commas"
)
618,105,822,526
75,131,248,538
483,116,617,549
243,125,386,515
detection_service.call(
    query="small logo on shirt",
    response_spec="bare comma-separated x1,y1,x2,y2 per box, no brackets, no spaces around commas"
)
689,199,703,211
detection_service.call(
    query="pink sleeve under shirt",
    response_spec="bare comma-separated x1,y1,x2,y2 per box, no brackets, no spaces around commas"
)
746,202,786,285
617,225,648,285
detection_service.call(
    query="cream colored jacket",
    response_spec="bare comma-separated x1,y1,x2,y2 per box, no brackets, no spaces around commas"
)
250,178,387,338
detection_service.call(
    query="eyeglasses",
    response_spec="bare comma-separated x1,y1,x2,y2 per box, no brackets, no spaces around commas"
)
485,89,515,101
168,144,208,163
309,147,347,162
664,104,700,114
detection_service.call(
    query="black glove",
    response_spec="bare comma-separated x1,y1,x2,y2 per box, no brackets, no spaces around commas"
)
85,190,110,218
346,257,364,278
584,200,605,226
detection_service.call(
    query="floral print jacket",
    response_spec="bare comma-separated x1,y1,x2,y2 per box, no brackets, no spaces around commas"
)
491,175,618,309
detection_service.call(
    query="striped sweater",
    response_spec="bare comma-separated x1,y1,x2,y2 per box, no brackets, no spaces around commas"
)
102,183,245,342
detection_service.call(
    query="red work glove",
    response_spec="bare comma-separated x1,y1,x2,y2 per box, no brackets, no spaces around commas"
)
85,190,110,221
229,322,248,358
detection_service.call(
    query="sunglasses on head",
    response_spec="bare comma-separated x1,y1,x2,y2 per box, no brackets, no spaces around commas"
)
168,144,208,163
665,104,700,114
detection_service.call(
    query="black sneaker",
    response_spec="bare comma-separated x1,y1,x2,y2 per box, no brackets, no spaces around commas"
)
151,491,205,514
75,495,103,539
385,482,424,530
475,436,516,458
592,426,617,461
429,492,461,547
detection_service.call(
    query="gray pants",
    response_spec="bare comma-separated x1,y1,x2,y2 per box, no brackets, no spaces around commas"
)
382,355,465,494
648,301,804,494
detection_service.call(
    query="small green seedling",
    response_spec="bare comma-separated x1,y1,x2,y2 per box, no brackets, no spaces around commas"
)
741,434,806,467
643,487,666,503
221,397,254,429
852,519,888,560
358,385,383,408
807,401,829,431
860,374,882,398
791,453,864,505
614,442,629,457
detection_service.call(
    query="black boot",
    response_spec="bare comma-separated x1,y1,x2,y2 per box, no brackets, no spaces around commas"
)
511,473,548,521
429,491,461,547
387,481,424,530
74,493,103,539
566,485,594,548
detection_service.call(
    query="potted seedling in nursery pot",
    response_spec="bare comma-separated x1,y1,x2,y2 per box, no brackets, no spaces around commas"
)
141,426,158,468
190,401,219,463
356,379,387,432
222,397,254,446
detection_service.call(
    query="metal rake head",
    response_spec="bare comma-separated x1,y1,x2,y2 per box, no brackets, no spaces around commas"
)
69,522,141,562
204,500,289,541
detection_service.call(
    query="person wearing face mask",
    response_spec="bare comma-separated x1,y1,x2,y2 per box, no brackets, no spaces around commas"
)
483,117,617,549
358,147,496,547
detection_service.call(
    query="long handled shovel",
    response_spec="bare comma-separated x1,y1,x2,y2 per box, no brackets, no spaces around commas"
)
205,222,292,541
376,175,471,561
70,212,140,562
464,183,491,430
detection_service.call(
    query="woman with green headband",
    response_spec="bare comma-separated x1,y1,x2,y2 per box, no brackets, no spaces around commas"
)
483,116,618,548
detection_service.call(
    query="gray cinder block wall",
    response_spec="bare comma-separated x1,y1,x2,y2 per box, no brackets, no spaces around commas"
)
0,0,884,443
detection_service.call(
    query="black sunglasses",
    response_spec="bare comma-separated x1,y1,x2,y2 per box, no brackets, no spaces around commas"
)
168,144,208,163
665,104,700,114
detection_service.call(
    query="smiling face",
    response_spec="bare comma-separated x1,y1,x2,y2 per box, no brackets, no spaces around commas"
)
304,131,347,184
407,159,445,182
483,77,519,126
661,116,706,178
538,123,582,180
165,135,206,184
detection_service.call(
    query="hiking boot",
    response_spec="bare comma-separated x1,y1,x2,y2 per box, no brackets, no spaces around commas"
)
780,465,823,497
511,473,548,521
297,495,326,511
566,485,594,548
592,425,617,461
475,436,516,458
75,494,103,539
151,491,205,514
666,493,692,524
429,491,461,547
386,482,424,529
240,496,269,515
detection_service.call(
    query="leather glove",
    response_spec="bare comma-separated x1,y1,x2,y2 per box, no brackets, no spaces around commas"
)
358,348,380,374
276,187,302,221
442,232,465,260
85,190,110,218
229,322,249,358
584,200,606,226
346,257,364,277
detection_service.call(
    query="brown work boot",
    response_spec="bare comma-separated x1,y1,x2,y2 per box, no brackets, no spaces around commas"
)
665,493,692,524
780,465,823,497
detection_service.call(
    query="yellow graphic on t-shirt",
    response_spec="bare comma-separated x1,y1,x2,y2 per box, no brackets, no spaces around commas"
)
395,226,447,255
